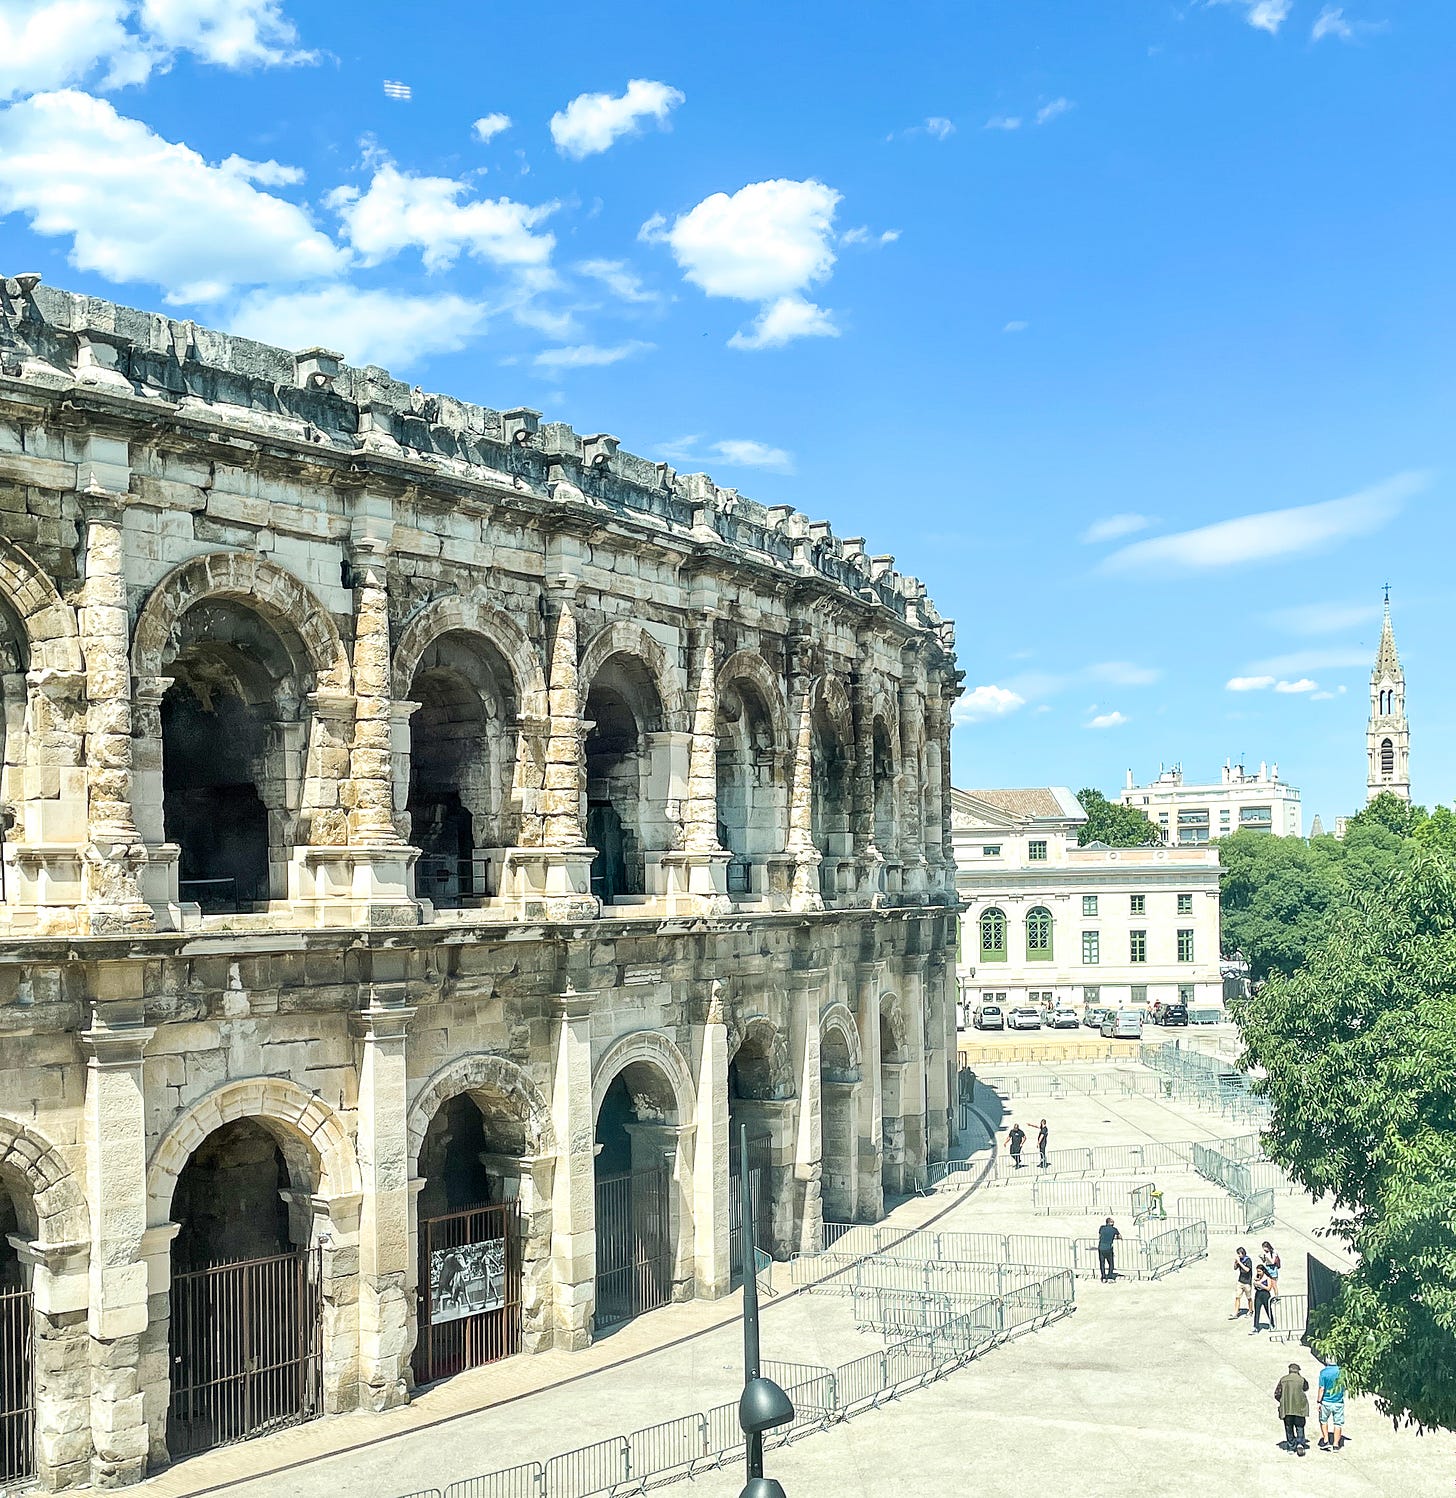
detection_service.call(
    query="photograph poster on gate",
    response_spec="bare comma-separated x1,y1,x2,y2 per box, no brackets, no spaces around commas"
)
429,1237,507,1324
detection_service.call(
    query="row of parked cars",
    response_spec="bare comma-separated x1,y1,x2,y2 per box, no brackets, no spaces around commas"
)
971,1000,1190,1037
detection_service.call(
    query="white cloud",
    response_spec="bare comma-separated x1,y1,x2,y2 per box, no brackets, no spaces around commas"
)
0,90,343,302
1101,473,1424,573
137,0,313,69
1264,600,1382,634
1274,678,1319,694
1088,661,1162,687
924,116,955,139
531,340,653,371
574,257,658,303
841,226,899,247
1081,512,1152,544
1310,690,1336,700
1036,97,1075,125
707,439,793,473
472,112,512,143
549,78,684,159
1211,0,1292,32
1226,676,1277,692
1003,319,1029,333
984,114,1022,131
955,685,1026,725
218,152,303,187
1312,5,1353,39
1086,711,1128,730
328,162,556,272
231,285,486,370
728,295,839,350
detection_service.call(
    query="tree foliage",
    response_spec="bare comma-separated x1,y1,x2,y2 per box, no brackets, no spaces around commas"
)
1074,788,1159,847
1239,851,1456,1431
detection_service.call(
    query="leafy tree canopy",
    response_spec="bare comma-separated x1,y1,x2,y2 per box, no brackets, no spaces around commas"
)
1239,851,1456,1431
1074,788,1160,847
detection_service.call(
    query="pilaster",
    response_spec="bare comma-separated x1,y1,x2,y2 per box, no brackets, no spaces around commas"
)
788,974,825,1256
691,984,732,1298
548,986,597,1348
855,964,886,1221
785,627,823,912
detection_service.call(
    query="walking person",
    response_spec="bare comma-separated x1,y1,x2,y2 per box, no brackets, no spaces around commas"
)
1008,1122,1026,1169
1317,1357,1347,1450
1251,1259,1275,1333
1275,1362,1311,1454
1231,1245,1254,1319
1097,1217,1121,1282
1037,1119,1049,1168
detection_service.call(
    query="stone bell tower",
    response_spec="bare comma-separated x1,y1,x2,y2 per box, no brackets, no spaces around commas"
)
1367,588,1410,802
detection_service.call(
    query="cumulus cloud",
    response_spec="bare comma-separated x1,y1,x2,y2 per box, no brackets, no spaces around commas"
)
550,78,684,159
1086,711,1128,730
1036,97,1075,125
984,114,1021,131
1210,0,1292,32
1101,473,1423,573
472,111,511,143
218,152,304,187
0,90,342,302
1003,320,1029,333
137,0,313,69
645,178,844,349
532,340,653,371
840,226,899,247
231,285,486,370
924,116,955,139
327,162,556,273
955,685,1026,724
707,439,793,473
574,257,658,303
1081,512,1152,544
1226,675,1277,692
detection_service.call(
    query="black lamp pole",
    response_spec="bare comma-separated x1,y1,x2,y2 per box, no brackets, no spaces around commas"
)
736,1122,792,1498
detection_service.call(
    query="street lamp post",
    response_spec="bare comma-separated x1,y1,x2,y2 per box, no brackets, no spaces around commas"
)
736,1122,793,1498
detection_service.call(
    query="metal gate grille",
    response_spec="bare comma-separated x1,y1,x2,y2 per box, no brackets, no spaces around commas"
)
168,1248,321,1460
729,1130,773,1281
413,1199,523,1386
594,1166,671,1329
0,1286,34,1487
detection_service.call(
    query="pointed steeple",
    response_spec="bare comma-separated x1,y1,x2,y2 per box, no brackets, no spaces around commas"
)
1373,585,1401,681
1367,588,1410,803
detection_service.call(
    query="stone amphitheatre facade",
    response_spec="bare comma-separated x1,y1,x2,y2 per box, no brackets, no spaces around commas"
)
0,279,961,1489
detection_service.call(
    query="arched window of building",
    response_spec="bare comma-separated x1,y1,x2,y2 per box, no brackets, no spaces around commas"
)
979,907,1007,962
1026,906,1053,961
1381,738,1395,777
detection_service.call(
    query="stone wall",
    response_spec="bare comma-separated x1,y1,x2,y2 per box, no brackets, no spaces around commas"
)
0,280,962,1490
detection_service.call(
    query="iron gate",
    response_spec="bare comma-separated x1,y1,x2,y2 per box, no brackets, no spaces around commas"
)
0,1286,34,1487
593,1165,672,1329
168,1248,321,1460
413,1199,523,1386
729,1130,773,1279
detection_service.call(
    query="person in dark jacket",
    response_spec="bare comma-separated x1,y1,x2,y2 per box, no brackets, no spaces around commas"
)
1037,1119,1049,1168
1275,1363,1310,1454
1251,1260,1275,1333
1097,1217,1121,1282
1008,1123,1025,1169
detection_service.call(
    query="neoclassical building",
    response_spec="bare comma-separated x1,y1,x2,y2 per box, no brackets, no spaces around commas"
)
0,281,960,1490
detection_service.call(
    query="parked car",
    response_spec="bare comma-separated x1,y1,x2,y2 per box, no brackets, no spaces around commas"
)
1051,1006,1081,1029
1154,1002,1189,1027
1007,1005,1042,1030
1083,1006,1111,1028
1101,1009,1145,1039
973,1004,1005,1030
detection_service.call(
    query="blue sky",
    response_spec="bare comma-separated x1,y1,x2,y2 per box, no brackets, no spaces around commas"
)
1,0,1451,826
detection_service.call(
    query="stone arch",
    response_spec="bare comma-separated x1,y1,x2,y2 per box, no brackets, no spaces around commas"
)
728,1015,795,1100
130,551,351,692
0,1115,89,1246
407,1053,558,1172
819,1001,863,1080
579,619,683,731
815,672,854,750
391,594,547,717
0,539,83,675
715,649,789,754
146,1078,360,1227
592,1029,698,1124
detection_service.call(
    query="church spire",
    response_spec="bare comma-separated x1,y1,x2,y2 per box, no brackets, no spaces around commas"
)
1367,588,1409,802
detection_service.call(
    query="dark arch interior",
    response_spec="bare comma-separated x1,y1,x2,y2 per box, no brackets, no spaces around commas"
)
171,1119,293,1270
0,1184,21,1290
585,655,662,903
872,720,896,850
1381,737,1395,775
418,1092,530,1218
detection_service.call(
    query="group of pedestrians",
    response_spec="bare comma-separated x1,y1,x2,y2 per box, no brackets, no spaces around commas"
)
1231,1241,1282,1332
1273,1358,1349,1455
1006,1119,1050,1169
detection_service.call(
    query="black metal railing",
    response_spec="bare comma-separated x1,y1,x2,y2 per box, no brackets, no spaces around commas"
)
415,854,491,909
593,1166,672,1329
0,1285,34,1487
726,859,751,895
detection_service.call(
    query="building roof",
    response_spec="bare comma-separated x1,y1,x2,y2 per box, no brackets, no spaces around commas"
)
1373,596,1403,680
956,787,1083,821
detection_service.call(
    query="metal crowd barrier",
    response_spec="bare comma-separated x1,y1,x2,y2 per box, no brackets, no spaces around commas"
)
1030,1176,1153,1216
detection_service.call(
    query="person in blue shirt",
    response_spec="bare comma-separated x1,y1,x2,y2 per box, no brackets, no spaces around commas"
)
1317,1358,1347,1450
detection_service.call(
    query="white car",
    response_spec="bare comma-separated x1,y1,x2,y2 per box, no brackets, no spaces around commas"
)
1100,1009,1145,1039
973,1004,1005,1030
1007,1006,1042,1030
1051,1006,1080,1029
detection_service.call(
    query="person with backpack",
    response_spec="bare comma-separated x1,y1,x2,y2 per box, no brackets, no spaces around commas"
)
1008,1122,1026,1169
1275,1363,1311,1454
1317,1357,1347,1450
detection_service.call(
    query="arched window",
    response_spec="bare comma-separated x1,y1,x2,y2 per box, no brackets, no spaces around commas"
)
1381,738,1395,777
979,907,1007,962
1026,906,1053,961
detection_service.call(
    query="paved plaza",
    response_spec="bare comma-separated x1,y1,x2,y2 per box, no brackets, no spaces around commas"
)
130,1058,1444,1498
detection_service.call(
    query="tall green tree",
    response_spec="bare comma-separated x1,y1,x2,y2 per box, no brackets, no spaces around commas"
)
1216,828,1344,980
1074,788,1159,847
1239,851,1456,1430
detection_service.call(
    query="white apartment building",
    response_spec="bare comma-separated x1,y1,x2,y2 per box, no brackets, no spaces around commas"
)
1120,761,1302,843
951,787,1224,1022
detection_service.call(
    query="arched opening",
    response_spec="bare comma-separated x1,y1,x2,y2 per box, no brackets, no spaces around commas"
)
880,997,910,1199
728,1023,791,1266
1026,906,1053,962
593,1059,680,1329
167,1119,322,1460
979,907,1007,963
413,1089,528,1384
819,1021,861,1226
872,719,897,853
0,1180,32,1487
811,704,852,899
161,601,311,913
716,675,783,897
406,631,520,909
1380,738,1395,777
584,655,664,904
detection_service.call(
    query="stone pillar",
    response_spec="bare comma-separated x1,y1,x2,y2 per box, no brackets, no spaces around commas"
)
692,986,732,1299
516,1152,557,1352
662,610,730,913
729,1098,797,1257
900,967,929,1190
855,964,885,1220
77,485,152,934
924,950,953,1162
922,687,949,899
129,675,180,922
350,985,415,1412
11,1237,92,1490
548,987,596,1348
81,976,154,1487
940,677,958,883
849,652,884,903
626,1122,697,1301
898,655,927,900
500,579,597,917
785,629,823,912
789,976,825,1255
